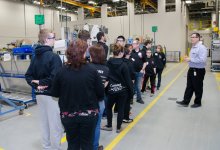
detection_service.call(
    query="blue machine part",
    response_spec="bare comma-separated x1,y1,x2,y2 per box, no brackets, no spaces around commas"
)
0,92,25,116
127,37,133,44
12,45,34,54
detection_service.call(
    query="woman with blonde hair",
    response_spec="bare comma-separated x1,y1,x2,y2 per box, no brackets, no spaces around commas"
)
153,45,166,90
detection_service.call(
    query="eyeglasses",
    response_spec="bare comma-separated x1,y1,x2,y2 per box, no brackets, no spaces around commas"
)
47,36,56,39
190,36,198,38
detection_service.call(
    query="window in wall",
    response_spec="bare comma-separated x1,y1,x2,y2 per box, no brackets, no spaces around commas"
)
107,1,128,17
166,0,176,12
135,0,158,14
84,8,101,19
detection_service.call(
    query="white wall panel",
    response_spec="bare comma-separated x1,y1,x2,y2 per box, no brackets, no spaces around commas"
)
0,0,25,38
25,4,40,40
0,0,77,48
0,0,187,56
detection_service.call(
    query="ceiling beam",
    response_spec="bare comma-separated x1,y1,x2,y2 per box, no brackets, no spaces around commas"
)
58,0,101,12
140,0,157,10
58,0,114,16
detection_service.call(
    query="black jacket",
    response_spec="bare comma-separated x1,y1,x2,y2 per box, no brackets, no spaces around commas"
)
25,45,62,96
123,58,135,80
98,41,108,60
51,64,104,112
107,58,133,98
145,57,156,76
90,63,109,86
130,49,146,72
141,46,147,58
153,52,166,69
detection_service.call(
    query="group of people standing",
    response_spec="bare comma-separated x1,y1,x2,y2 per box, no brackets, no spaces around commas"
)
25,29,166,150
130,39,166,104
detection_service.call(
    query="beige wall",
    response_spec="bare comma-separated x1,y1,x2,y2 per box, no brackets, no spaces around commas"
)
0,0,77,48
0,0,188,56
67,0,188,56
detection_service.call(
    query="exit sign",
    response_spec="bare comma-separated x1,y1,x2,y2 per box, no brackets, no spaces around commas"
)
35,14,45,25
152,26,158,32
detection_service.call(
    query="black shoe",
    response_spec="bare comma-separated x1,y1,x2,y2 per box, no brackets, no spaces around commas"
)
101,125,113,131
123,118,133,123
137,99,144,104
176,101,188,107
157,87,160,90
98,145,104,150
116,128,122,133
191,104,201,108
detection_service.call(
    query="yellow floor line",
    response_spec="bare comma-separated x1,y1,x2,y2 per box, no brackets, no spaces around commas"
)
214,73,220,90
105,64,188,150
60,63,183,145
0,147,4,150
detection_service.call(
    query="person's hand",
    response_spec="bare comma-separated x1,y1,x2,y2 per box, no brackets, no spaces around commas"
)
31,80,39,85
140,69,145,74
37,86,48,91
184,56,190,62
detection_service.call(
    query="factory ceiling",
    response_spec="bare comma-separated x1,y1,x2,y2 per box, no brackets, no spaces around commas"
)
8,0,219,20
183,0,216,20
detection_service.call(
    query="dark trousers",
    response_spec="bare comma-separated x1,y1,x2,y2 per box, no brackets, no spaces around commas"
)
113,103,118,113
124,91,131,120
156,68,163,88
61,115,98,150
141,74,156,93
183,68,206,105
107,92,127,129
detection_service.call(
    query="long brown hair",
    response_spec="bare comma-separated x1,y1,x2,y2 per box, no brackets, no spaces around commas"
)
65,39,88,69
89,44,105,64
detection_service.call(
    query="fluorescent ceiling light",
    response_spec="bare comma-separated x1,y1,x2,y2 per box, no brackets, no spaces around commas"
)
33,0,41,5
88,1,97,5
185,0,192,4
113,0,120,2
57,6,66,10
107,6,111,9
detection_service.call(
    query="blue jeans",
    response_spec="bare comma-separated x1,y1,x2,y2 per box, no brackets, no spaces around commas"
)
102,96,108,117
134,72,143,100
93,100,105,150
